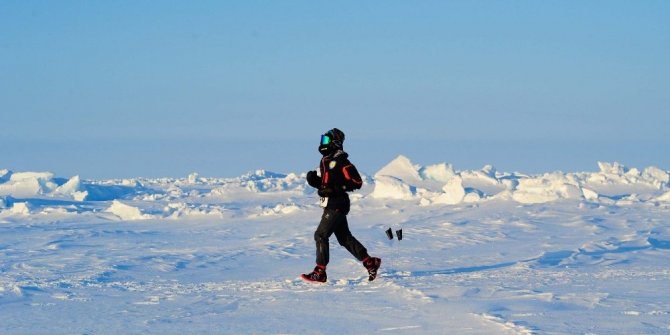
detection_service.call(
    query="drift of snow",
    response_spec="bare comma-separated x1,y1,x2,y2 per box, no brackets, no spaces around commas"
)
106,200,153,221
1,156,670,334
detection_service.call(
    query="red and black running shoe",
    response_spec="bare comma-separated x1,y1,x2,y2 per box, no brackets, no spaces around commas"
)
301,265,327,283
363,257,382,281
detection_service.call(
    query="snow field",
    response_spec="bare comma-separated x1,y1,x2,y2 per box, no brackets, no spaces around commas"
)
1,156,670,334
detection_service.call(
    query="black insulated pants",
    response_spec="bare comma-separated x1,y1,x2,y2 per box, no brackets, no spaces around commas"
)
314,208,368,266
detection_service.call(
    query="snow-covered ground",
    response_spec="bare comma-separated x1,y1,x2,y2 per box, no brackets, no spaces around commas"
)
1,156,669,334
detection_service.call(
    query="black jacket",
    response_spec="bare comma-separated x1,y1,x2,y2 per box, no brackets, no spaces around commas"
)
307,150,363,214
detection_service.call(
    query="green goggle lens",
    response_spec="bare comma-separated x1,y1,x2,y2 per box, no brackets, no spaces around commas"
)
320,134,331,145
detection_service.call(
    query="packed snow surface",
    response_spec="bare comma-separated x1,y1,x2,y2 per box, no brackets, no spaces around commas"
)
1,156,670,334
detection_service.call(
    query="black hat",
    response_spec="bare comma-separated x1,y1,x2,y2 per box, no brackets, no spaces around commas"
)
319,128,345,155
326,128,345,147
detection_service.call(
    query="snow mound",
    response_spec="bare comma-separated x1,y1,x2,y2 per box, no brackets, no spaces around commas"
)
251,203,302,217
0,171,59,198
420,162,458,183
375,155,422,185
372,156,483,205
0,170,146,201
242,170,302,193
84,180,148,201
9,202,32,215
584,162,669,195
54,176,89,201
163,202,226,219
105,200,152,221
203,170,306,197
372,175,415,200
370,157,669,206
512,172,582,204
432,176,466,205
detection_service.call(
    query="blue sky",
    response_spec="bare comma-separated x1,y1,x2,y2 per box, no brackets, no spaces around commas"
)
1,1,669,178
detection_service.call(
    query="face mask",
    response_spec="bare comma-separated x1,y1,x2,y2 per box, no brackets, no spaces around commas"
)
319,134,333,155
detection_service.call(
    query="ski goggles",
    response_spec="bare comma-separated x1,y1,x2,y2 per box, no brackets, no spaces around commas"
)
320,134,331,145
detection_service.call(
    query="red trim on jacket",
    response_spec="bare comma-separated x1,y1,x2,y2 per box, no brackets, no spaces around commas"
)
342,165,362,185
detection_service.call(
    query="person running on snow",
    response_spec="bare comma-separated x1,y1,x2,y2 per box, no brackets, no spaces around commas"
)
301,128,381,283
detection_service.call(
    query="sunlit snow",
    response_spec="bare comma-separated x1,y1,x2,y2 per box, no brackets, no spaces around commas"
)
1,157,669,334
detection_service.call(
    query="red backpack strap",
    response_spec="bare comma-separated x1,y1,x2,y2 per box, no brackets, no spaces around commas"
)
321,157,330,186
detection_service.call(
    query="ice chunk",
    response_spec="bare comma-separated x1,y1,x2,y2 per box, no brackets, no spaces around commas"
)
642,166,670,188
433,176,465,205
420,163,457,183
375,155,422,185
56,175,82,193
10,202,32,215
512,173,581,204
163,202,226,219
371,175,415,200
105,200,151,220
54,175,89,201
188,172,199,184
0,171,58,197
656,191,670,202
581,187,599,201
598,161,629,175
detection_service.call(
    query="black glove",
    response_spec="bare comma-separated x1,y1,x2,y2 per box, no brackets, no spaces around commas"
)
306,170,320,188
318,187,334,197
